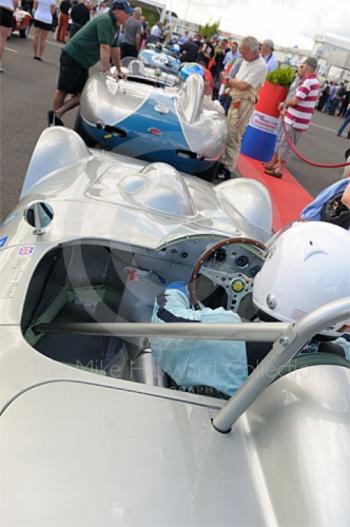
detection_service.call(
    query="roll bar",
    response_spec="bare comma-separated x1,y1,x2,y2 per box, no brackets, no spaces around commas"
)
34,297,350,433
213,297,350,432
34,321,289,341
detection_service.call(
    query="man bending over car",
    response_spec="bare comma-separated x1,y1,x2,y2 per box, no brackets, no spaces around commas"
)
48,0,132,126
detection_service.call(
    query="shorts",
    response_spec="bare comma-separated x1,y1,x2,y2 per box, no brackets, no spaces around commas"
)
57,49,89,95
120,42,138,58
0,6,13,28
276,123,303,163
33,19,52,31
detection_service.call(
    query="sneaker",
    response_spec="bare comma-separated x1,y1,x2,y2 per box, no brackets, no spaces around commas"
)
47,110,64,126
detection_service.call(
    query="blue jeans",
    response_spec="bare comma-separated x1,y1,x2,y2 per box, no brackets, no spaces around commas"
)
337,115,350,138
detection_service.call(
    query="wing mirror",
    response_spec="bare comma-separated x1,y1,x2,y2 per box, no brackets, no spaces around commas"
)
23,201,54,235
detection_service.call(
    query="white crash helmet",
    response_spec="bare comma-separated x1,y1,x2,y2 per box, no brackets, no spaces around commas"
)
253,221,350,334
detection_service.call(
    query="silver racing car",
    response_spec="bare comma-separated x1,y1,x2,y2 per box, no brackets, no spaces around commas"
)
120,57,179,88
1,127,350,526
75,72,227,177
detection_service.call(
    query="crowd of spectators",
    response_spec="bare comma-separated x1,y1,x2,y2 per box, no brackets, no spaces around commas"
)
316,79,350,138
42,5,323,178
2,0,347,185
1,0,279,76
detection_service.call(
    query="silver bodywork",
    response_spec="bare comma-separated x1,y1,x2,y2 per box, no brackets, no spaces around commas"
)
20,127,272,244
80,73,153,130
119,59,179,87
139,48,180,74
79,73,227,160
1,127,350,526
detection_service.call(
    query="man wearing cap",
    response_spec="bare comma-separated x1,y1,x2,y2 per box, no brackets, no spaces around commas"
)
48,0,132,126
120,6,143,58
265,57,320,178
261,39,278,73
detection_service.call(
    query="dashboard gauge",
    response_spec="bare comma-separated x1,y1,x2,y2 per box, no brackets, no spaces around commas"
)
214,248,226,263
235,255,249,269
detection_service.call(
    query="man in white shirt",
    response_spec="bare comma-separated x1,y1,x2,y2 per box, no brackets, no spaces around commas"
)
223,40,240,67
219,36,267,179
149,21,162,43
261,39,278,73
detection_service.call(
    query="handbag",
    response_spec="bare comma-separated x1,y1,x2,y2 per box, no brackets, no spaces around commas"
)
320,192,350,229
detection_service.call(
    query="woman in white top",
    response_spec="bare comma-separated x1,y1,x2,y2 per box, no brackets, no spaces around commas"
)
32,0,55,60
0,0,18,71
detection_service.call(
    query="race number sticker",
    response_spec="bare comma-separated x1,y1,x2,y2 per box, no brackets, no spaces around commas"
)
153,55,167,64
18,245,35,257
0,236,8,248
1,258,28,299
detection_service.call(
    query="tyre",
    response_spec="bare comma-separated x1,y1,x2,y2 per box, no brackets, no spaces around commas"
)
74,112,97,148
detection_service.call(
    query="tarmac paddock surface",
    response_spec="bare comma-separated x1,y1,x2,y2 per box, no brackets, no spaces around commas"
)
0,33,349,222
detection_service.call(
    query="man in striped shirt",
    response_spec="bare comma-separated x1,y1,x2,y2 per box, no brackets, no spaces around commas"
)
264,56,319,178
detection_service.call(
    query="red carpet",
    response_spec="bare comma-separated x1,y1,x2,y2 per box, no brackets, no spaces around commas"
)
237,154,313,231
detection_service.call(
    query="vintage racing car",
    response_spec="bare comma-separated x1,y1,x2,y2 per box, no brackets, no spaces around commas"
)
75,73,227,177
1,127,350,526
119,57,179,88
138,47,180,74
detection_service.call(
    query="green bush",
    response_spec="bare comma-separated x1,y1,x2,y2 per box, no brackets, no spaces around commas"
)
266,66,296,87
199,21,220,38
129,2,160,27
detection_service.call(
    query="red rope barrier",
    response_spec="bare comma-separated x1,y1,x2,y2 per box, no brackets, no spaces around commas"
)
282,122,350,169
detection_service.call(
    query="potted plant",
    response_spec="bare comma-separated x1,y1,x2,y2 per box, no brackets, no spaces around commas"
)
240,66,296,162
256,66,296,117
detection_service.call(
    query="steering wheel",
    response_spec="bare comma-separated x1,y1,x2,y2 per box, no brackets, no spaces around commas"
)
189,237,267,312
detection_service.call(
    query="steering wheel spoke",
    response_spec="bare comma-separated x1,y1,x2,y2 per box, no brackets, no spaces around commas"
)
200,265,231,285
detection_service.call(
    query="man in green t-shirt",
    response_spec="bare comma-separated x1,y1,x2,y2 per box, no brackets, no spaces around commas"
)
48,0,132,126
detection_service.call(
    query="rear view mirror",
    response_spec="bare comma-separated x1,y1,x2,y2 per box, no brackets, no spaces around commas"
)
23,201,54,235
